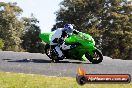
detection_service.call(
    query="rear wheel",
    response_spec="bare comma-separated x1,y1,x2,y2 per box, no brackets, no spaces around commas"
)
45,44,59,63
45,44,51,58
85,49,103,64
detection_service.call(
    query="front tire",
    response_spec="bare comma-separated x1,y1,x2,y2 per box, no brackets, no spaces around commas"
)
85,49,103,64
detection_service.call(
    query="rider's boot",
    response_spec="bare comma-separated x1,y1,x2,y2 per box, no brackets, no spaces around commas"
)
58,55,65,60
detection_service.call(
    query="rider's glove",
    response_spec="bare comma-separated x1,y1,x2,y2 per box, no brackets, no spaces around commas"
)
70,44,77,49
73,30,79,35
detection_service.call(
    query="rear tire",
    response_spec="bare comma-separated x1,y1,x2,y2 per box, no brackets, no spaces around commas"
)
45,44,60,63
45,44,51,58
85,49,103,64
51,59,59,63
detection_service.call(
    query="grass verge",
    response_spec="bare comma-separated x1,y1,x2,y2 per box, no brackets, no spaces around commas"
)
0,72,131,88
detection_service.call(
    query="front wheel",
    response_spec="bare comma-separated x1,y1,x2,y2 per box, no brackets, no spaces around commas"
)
85,49,103,64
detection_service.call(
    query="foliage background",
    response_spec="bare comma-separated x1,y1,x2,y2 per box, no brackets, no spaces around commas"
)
0,2,45,53
0,1,131,59
52,0,132,60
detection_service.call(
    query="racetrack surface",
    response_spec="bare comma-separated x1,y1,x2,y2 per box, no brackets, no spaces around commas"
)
0,51,132,78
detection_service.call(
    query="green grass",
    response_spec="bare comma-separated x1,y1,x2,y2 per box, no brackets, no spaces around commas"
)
0,72,132,88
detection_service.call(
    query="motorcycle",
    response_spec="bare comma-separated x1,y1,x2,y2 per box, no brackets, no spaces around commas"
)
39,31,103,64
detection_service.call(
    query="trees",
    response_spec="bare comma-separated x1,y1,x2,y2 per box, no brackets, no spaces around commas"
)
98,0,132,59
0,38,4,49
0,2,24,51
21,16,45,53
53,0,132,59
0,2,45,53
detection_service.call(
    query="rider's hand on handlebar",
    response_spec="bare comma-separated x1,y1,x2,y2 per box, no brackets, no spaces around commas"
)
73,30,79,35
70,44,77,49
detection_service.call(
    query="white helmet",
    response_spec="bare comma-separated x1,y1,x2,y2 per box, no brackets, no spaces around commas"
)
64,24,74,34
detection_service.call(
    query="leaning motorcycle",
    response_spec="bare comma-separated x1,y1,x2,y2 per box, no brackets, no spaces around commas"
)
39,31,103,64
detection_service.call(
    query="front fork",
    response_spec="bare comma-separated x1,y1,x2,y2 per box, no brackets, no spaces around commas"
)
81,47,97,61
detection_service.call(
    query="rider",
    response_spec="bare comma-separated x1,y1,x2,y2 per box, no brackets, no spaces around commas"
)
50,24,79,60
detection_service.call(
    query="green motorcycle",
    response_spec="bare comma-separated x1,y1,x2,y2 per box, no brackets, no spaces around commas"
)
39,32,103,64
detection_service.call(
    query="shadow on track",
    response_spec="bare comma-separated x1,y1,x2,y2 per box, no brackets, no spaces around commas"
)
2,59,12,60
7,59,92,64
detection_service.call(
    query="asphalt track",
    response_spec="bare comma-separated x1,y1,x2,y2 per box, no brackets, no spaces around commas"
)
0,51,132,78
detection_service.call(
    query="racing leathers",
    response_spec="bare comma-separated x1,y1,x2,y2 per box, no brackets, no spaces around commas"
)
50,28,79,60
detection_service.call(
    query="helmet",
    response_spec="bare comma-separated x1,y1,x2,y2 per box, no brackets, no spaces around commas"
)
64,24,74,34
